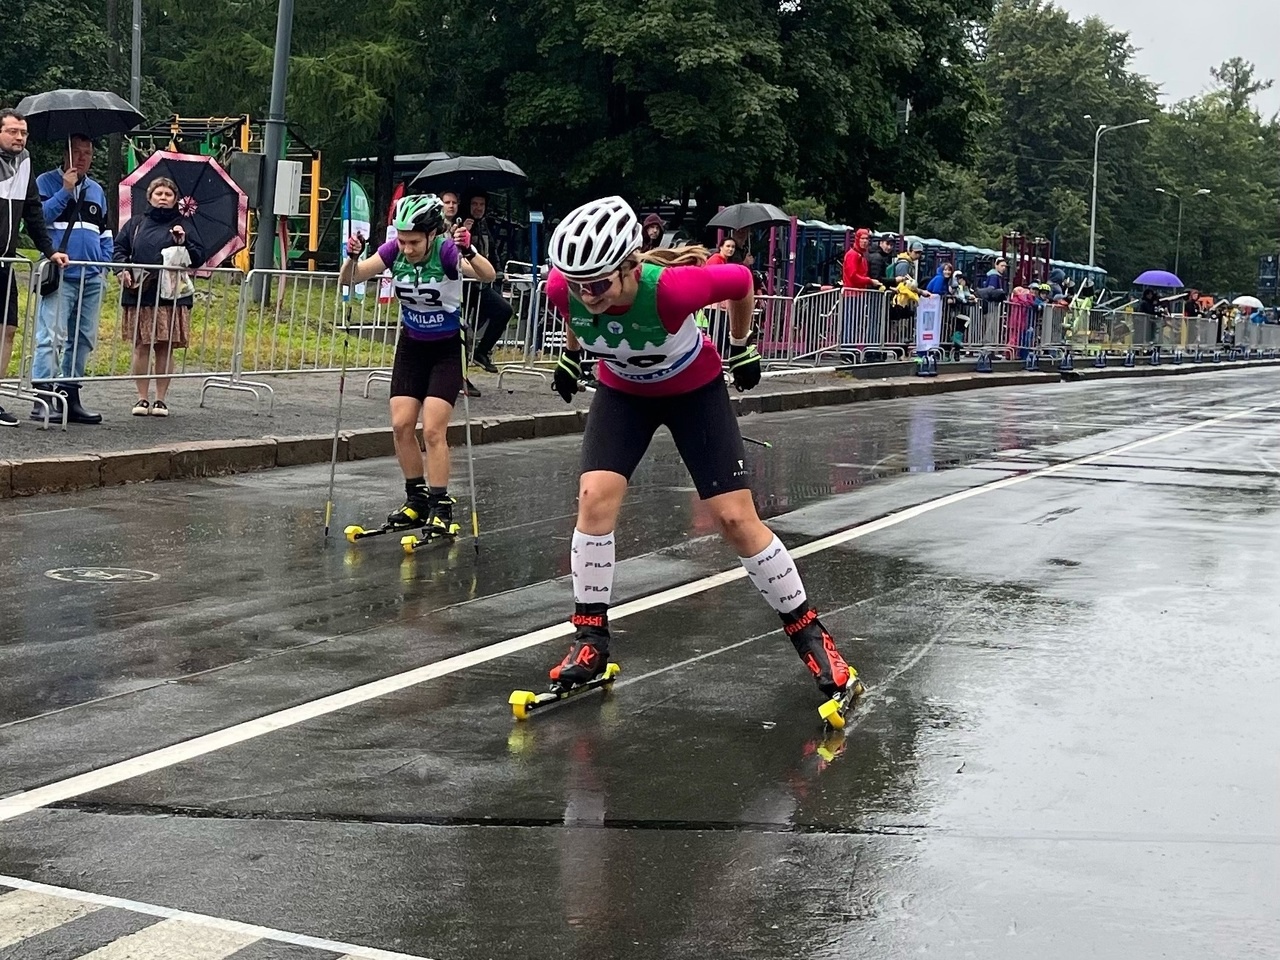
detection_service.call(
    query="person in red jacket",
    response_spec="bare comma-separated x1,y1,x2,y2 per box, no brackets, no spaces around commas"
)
840,228,884,351
841,229,882,290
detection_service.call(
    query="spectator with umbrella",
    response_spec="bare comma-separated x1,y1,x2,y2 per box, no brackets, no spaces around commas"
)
410,156,525,376
15,89,144,424
113,177,205,417
460,190,513,374
31,134,113,424
0,107,66,427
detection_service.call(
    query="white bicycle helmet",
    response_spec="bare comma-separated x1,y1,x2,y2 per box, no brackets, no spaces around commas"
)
548,196,642,280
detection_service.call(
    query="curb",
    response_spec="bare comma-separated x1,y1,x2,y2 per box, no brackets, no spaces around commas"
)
3,358,1278,499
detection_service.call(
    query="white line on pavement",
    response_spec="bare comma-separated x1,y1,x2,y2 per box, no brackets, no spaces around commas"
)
0,888,102,949
0,400,1271,825
0,876,436,960
75,917,258,959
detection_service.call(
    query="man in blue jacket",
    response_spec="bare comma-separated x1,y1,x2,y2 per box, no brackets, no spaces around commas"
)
33,134,111,423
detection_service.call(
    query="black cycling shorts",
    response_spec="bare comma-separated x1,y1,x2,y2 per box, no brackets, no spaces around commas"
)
389,332,464,403
581,377,749,500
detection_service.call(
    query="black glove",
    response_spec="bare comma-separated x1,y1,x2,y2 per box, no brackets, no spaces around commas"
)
554,349,583,403
727,339,762,392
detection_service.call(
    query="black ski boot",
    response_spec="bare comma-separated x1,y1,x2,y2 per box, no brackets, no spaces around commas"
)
783,604,864,727
387,485,432,530
550,603,611,688
424,492,461,538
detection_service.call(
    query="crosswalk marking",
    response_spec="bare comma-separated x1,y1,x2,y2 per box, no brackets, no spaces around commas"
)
0,889,102,948
0,876,436,959
75,917,258,959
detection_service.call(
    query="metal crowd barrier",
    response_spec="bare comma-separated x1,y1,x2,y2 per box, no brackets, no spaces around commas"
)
5,257,247,428
1235,320,1280,351
0,257,51,421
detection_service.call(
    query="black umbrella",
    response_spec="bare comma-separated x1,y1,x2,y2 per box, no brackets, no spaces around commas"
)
120,151,248,268
15,89,144,141
409,155,527,194
706,202,791,231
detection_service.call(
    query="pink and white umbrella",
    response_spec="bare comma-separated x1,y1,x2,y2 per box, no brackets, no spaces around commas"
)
120,151,248,269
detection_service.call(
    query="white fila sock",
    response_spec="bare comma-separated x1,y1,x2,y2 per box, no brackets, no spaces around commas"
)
572,529,616,604
741,535,808,614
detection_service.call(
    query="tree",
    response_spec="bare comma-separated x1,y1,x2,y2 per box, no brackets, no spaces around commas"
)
1152,62,1280,292
976,0,1161,282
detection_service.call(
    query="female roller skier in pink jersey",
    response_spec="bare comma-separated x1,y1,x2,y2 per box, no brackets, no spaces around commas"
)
539,196,863,724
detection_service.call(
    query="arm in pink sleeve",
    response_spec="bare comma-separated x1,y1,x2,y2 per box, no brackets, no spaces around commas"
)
546,269,571,321
655,264,752,333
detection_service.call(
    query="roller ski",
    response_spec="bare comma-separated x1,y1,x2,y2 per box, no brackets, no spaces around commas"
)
344,490,432,544
399,494,462,554
510,605,621,720
784,605,865,729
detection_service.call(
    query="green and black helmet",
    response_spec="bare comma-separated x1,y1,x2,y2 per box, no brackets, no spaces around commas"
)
392,193,446,235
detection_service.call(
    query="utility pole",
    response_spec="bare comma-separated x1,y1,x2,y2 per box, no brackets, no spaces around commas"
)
130,0,142,109
898,100,911,238
252,0,296,279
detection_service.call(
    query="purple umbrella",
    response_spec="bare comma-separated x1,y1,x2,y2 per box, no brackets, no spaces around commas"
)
1133,269,1183,287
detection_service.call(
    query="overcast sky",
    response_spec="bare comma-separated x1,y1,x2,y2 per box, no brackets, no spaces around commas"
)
1055,0,1280,117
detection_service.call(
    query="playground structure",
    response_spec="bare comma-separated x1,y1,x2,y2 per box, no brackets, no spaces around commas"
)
125,115,326,270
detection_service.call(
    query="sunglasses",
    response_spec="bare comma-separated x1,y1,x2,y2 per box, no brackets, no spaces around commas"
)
570,271,619,298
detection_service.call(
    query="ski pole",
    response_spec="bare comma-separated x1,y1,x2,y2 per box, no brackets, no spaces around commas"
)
460,334,481,554
324,181,357,539
742,435,772,449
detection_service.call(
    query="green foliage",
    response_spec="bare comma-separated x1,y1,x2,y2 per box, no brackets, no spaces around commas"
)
3,0,1274,295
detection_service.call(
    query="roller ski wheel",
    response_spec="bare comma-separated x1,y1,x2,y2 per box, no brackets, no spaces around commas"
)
509,663,621,721
817,674,866,730
399,526,460,554
346,493,432,544
344,518,426,544
401,495,461,553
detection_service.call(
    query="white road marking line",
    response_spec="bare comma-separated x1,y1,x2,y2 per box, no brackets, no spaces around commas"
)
0,888,101,948
75,916,258,959
0,401,1272,825
0,876,435,960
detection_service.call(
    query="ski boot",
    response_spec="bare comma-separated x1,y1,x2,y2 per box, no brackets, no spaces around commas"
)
345,489,431,544
400,493,462,553
783,605,865,729
509,604,620,720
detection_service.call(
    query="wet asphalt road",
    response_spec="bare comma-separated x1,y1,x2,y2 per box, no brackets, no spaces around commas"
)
1,370,1278,959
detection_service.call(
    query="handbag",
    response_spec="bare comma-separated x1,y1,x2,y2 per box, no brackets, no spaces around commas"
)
159,243,195,300
39,195,80,297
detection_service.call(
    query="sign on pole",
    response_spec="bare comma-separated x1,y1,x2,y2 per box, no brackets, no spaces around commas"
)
915,294,943,354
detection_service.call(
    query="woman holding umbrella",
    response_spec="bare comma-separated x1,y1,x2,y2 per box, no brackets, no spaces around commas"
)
534,195,863,726
114,176,205,416
339,194,496,537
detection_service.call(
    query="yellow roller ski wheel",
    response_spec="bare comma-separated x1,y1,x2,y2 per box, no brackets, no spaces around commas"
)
400,535,418,555
509,690,537,721
344,525,364,544
818,698,846,729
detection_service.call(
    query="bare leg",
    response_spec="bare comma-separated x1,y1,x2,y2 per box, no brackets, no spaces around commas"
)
390,397,426,479
132,343,152,401
576,470,628,535
153,344,173,401
420,397,454,489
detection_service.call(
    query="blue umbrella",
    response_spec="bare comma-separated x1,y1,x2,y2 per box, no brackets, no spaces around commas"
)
1134,269,1183,287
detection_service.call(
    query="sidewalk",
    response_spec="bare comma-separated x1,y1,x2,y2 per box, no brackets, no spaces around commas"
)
2,356,1278,498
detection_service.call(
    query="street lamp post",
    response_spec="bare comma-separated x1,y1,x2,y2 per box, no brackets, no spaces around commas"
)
1155,187,1211,276
1087,116,1151,268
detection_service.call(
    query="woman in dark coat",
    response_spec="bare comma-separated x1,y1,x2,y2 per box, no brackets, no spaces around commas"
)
114,176,205,416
